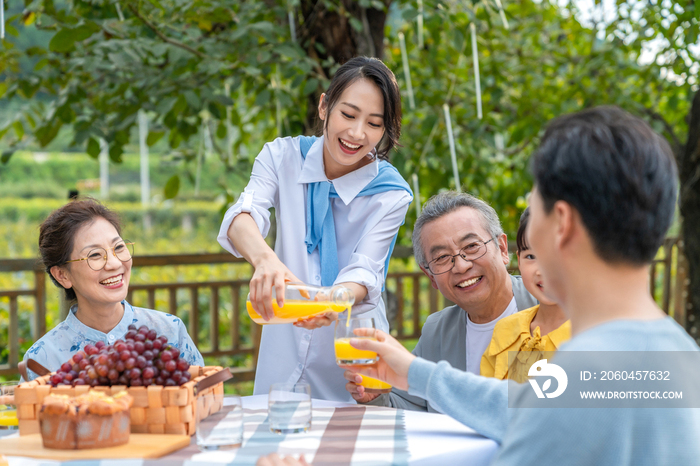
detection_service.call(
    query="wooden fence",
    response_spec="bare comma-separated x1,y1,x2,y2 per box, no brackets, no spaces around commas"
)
0,238,688,378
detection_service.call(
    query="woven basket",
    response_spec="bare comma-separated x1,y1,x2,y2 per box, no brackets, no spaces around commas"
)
15,365,232,436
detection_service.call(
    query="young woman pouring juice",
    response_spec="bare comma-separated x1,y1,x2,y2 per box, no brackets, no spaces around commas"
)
218,57,412,401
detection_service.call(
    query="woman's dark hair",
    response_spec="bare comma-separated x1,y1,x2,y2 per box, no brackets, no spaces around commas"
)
318,56,402,160
516,207,530,254
39,198,122,301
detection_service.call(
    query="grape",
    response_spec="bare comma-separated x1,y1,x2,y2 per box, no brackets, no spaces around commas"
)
73,352,85,363
129,368,141,379
115,360,126,372
98,354,108,365
155,359,165,370
130,378,143,387
68,370,79,380
171,349,181,360
164,378,177,387
130,350,139,359
142,367,155,379
87,367,98,379
144,340,153,351
126,342,135,351
78,370,88,380
89,378,100,387
96,365,109,377
125,330,137,340
78,359,89,370
155,377,165,385
138,325,149,334
98,376,110,385
142,378,154,386
176,359,189,372
95,341,106,350
164,360,176,372
84,344,96,355
160,351,173,362
118,375,130,386
128,324,137,331
134,341,145,354
152,339,163,350
181,371,191,382
134,333,146,342
160,369,171,379
152,348,160,359
73,378,86,386
136,356,147,369
61,362,72,373
108,351,119,363
125,358,136,369
158,335,168,345
108,369,119,380
114,341,127,352
63,372,74,382
171,370,182,383
147,330,157,341
143,350,154,361
88,355,99,365
72,363,80,373
50,374,63,385
120,350,131,362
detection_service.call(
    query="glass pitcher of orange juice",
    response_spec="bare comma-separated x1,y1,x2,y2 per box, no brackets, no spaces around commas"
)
246,283,354,325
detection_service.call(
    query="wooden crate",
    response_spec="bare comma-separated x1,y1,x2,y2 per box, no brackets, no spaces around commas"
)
15,366,231,437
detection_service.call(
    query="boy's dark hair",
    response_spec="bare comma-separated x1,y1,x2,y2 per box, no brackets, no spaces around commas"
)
516,207,530,254
39,197,123,301
318,56,401,160
531,106,677,265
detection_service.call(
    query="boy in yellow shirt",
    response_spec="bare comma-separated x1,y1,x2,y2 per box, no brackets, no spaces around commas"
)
480,207,571,381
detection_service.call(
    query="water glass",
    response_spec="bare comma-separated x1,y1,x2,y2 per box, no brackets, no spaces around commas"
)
334,317,378,365
268,383,311,434
196,394,243,450
0,382,18,431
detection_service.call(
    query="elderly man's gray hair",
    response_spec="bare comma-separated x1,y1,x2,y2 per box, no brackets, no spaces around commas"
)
412,191,505,267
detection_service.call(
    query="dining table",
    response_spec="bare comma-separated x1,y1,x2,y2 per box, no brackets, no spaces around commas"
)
1,394,498,465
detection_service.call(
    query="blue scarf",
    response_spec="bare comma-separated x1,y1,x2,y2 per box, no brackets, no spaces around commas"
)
300,136,413,287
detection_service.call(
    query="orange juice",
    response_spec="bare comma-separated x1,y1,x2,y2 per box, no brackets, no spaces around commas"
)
334,338,378,364
246,300,348,325
0,410,18,428
360,375,392,394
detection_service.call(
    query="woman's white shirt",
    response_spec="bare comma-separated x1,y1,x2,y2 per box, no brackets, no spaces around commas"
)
217,136,411,401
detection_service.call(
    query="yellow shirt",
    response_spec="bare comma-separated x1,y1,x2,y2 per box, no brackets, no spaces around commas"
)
480,305,571,382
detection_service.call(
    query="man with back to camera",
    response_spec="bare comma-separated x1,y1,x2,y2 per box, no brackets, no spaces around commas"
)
344,191,537,412
345,106,700,464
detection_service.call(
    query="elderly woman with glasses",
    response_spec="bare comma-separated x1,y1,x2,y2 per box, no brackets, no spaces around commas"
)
22,198,203,381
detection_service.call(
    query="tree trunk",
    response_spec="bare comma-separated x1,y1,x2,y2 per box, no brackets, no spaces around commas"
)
678,91,700,344
299,0,392,132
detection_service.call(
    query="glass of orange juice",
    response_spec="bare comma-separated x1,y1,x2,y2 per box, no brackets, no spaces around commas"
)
358,375,392,394
334,318,378,365
0,382,18,431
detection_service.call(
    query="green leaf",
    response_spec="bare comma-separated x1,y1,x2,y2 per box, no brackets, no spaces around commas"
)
13,121,24,139
86,137,100,158
184,90,201,110
303,79,319,96
1,150,14,164
255,89,271,107
34,58,49,71
164,175,180,199
147,130,165,147
0,82,7,98
49,28,78,52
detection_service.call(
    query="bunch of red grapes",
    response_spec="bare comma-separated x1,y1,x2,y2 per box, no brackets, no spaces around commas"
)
49,324,191,388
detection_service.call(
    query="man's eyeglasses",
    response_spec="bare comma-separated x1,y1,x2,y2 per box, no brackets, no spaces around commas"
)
426,238,495,275
65,242,135,271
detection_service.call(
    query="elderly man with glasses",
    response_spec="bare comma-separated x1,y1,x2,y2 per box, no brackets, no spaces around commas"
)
344,191,536,412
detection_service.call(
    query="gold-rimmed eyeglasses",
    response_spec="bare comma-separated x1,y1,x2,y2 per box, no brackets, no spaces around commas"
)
65,242,135,271
426,238,495,275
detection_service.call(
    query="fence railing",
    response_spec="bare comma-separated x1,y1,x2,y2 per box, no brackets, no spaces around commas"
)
0,238,688,378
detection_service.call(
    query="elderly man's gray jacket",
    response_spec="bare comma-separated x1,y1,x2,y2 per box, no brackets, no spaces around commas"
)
366,274,537,412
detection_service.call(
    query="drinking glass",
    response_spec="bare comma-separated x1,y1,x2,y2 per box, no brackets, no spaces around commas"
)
358,374,392,394
0,382,18,431
195,394,243,450
334,317,378,365
268,383,311,434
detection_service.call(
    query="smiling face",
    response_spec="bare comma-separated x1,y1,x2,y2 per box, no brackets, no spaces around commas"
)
52,217,132,311
517,249,557,306
419,207,512,323
318,78,385,179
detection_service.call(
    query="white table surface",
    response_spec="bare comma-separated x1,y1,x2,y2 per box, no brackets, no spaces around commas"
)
241,395,498,466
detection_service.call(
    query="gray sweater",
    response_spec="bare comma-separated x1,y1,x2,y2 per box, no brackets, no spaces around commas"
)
367,274,537,413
